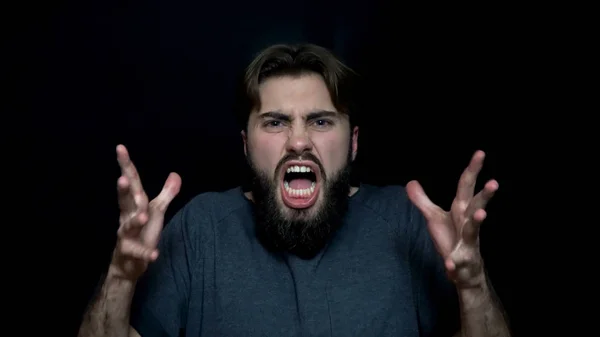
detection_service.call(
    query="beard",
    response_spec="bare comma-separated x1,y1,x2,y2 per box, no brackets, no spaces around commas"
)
247,150,352,260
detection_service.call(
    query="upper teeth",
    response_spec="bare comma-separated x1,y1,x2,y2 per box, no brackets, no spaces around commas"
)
287,165,312,173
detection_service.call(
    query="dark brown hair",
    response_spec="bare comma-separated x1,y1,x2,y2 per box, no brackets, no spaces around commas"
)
235,43,359,131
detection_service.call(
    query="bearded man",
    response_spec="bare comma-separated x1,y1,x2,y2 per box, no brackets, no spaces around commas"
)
78,44,511,337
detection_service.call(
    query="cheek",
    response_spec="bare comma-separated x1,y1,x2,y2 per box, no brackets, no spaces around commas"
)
251,136,285,172
318,136,351,174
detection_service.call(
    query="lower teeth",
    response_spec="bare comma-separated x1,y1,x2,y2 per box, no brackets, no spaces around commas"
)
284,181,316,197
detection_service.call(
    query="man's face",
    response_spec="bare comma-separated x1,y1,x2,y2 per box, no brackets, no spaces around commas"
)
242,73,358,258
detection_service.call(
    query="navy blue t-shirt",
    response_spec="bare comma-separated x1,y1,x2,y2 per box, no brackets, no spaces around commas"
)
130,184,460,337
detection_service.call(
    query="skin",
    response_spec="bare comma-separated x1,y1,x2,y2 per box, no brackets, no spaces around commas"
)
407,151,511,336
78,145,181,337
242,73,359,219
79,73,509,337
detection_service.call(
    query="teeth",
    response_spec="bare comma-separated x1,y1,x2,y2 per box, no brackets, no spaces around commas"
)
284,181,316,197
286,165,312,173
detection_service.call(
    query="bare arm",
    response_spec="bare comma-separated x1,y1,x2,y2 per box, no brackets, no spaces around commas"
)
79,145,181,337
407,151,511,337
78,267,140,337
454,274,511,337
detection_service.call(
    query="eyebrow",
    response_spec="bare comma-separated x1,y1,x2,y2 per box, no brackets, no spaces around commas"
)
258,110,338,122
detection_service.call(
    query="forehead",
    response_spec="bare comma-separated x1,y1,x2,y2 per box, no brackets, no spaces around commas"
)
256,74,336,115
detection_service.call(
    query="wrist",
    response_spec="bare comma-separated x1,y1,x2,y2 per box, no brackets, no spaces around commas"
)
457,277,491,311
107,263,139,286
451,256,486,288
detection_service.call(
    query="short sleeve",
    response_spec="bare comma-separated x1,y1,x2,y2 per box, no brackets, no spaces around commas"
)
130,206,194,337
408,202,461,337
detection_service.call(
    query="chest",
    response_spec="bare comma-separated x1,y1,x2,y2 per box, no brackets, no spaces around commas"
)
194,221,420,337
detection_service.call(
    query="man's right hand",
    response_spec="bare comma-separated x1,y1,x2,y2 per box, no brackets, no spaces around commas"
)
110,144,182,281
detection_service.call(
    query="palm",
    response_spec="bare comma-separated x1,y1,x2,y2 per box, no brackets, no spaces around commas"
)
406,150,498,284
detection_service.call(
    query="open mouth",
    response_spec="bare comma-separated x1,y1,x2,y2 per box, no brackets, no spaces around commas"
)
280,161,321,209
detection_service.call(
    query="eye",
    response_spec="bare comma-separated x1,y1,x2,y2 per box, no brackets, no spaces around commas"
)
264,120,282,128
314,119,333,128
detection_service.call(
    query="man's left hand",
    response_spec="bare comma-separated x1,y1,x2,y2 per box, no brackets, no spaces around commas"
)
406,150,498,288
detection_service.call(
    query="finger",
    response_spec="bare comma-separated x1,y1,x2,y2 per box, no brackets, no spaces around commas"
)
142,172,182,247
116,145,149,215
118,238,159,261
117,175,136,212
116,144,145,199
117,174,149,235
119,211,149,235
466,179,499,217
406,180,443,220
455,150,485,203
462,208,487,244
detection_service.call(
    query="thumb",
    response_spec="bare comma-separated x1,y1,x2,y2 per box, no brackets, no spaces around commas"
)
143,172,182,247
406,180,439,220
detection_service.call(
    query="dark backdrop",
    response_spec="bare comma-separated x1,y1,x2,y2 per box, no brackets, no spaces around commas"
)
9,0,538,335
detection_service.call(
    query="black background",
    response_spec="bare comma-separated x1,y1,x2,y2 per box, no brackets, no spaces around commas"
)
8,0,554,335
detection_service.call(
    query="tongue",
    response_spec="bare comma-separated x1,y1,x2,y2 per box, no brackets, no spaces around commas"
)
289,178,312,190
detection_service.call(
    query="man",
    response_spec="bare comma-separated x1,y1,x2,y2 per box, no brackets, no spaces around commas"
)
78,44,511,337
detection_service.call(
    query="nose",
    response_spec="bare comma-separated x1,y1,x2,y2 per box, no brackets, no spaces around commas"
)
285,128,313,154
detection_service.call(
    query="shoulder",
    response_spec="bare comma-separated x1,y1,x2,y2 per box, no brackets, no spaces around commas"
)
353,184,409,208
162,186,249,249
182,186,249,223
351,183,421,235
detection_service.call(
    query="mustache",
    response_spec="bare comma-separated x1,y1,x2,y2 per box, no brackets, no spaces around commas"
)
275,152,326,180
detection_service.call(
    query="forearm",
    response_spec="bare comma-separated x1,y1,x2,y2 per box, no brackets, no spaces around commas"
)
456,275,511,337
78,267,136,337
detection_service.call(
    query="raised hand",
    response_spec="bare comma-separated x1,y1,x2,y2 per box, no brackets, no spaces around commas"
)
406,150,498,287
110,144,182,280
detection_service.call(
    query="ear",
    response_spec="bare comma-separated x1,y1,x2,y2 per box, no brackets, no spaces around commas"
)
241,130,248,157
351,126,359,161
